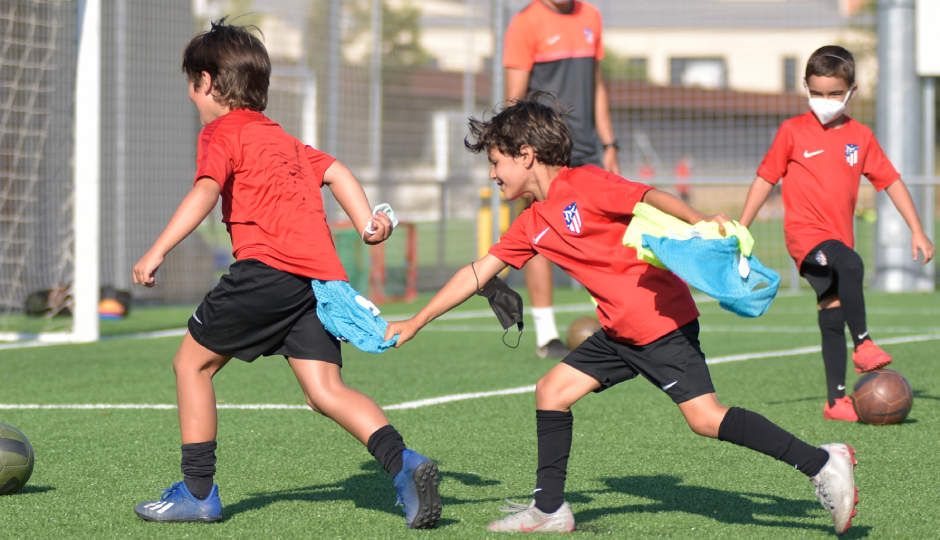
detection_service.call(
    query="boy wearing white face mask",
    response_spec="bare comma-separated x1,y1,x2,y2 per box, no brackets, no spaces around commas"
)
739,45,934,422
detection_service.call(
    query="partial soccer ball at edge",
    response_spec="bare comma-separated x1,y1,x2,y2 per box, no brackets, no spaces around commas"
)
0,422,34,495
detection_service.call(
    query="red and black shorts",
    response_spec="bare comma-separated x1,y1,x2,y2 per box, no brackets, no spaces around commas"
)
188,259,342,364
562,320,715,404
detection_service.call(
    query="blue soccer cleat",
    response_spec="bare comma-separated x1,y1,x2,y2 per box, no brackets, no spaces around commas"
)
392,449,441,528
134,481,223,522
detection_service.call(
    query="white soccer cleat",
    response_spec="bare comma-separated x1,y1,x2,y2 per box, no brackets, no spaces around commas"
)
487,500,575,533
812,443,858,534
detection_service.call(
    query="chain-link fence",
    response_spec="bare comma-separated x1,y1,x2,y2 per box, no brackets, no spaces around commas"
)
1,0,936,328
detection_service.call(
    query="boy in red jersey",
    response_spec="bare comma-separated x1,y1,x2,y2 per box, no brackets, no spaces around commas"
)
739,45,934,422
130,20,440,528
386,98,858,534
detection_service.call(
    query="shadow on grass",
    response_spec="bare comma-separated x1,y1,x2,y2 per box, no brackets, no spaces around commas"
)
224,461,502,526
6,484,55,495
572,474,870,536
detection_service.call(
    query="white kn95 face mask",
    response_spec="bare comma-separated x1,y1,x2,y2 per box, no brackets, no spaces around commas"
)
807,88,854,125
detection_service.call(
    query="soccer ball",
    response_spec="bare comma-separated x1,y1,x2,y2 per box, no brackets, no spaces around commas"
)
0,422,34,495
566,315,602,350
852,369,913,425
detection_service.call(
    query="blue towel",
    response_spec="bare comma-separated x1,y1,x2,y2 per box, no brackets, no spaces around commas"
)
311,280,398,353
641,235,780,317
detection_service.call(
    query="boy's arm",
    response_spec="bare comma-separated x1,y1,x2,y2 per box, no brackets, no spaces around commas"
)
738,176,775,227
133,178,220,287
594,64,620,175
884,180,935,263
642,188,729,229
386,254,508,346
323,160,393,244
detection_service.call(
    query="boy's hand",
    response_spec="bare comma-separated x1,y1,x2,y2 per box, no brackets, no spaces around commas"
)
912,231,935,264
132,250,164,287
362,211,393,244
385,318,421,347
701,213,731,236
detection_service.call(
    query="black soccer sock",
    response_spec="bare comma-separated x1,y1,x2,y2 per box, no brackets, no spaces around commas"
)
534,409,573,514
181,440,217,500
367,424,405,478
718,407,828,477
831,247,869,347
818,307,848,405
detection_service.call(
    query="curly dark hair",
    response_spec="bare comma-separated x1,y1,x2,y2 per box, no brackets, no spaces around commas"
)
464,94,572,166
182,18,270,111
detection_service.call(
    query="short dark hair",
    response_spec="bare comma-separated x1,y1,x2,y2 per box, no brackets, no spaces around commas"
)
182,18,271,111
805,45,855,87
464,95,572,167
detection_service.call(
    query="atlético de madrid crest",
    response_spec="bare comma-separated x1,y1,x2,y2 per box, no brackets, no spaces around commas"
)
845,144,859,166
563,202,582,234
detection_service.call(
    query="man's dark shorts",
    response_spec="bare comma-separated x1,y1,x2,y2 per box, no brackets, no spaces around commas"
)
562,320,714,404
188,259,341,364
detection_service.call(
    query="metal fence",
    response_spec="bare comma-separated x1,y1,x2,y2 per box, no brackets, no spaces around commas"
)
1,0,936,322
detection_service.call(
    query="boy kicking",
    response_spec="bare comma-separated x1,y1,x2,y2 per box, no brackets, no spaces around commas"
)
131,20,440,528
386,98,858,534
739,45,934,421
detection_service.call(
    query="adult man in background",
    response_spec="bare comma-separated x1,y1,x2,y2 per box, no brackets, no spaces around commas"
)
504,0,620,358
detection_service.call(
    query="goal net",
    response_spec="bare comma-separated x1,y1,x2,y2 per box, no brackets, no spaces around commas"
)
0,0,98,344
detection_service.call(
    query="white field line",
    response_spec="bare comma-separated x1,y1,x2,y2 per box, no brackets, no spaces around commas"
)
2,332,938,412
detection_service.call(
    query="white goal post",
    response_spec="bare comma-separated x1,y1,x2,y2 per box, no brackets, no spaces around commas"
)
0,0,99,344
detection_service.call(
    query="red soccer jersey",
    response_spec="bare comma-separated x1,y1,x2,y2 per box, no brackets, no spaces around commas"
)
757,112,899,267
194,109,348,280
489,166,699,346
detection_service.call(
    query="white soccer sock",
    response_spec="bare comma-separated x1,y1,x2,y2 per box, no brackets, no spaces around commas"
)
531,307,560,347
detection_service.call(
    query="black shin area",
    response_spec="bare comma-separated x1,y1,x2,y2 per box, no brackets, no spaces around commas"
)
828,245,869,346
367,424,406,477
534,410,573,514
181,440,217,499
818,306,848,404
718,407,828,477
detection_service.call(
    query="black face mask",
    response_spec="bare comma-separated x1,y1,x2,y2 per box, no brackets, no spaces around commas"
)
476,275,524,348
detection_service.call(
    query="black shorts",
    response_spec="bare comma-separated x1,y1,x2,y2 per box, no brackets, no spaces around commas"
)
188,259,341,364
562,320,714,404
799,240,859,301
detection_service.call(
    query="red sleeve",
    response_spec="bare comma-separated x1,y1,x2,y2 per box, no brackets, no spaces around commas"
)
194,123,234,188
488,209,535,269
862,133,900,192
755,122,793,184
503,12,535,71
589,176,652,219
304,146,337,188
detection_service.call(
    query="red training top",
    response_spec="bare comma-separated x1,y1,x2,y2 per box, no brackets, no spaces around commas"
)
194,109,348,280
757,111,899,267
489,166,699,346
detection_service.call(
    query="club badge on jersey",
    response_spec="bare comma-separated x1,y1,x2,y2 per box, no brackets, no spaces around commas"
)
845,144,859,167
563,202,582,234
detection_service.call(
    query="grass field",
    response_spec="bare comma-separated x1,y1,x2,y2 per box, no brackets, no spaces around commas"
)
1,288,939,538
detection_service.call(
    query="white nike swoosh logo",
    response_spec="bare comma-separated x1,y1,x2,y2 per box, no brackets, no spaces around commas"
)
803,149,824,158
533,227,551,245
546,34,561,45
837,385,846,391
661,380,678,390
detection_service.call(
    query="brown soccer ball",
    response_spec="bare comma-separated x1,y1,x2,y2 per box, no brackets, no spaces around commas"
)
566,315,602,350
852,369,913,425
